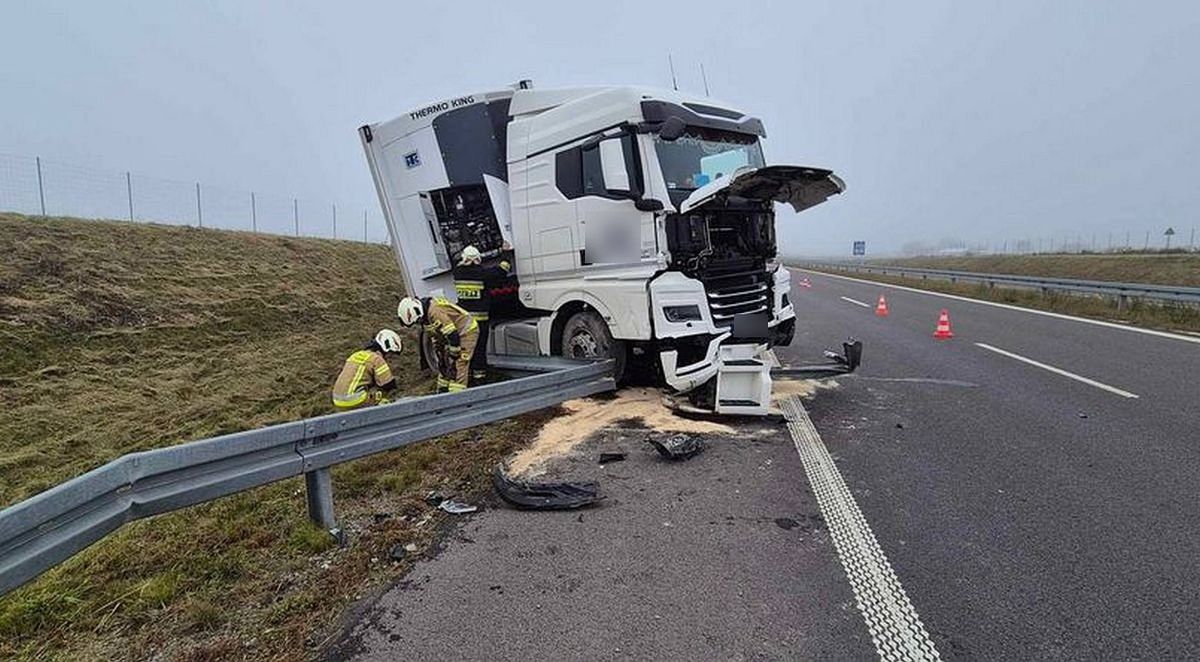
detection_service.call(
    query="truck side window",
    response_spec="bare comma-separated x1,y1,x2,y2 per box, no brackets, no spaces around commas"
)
554,133,641,200
555,148,583,199
581,146,604,195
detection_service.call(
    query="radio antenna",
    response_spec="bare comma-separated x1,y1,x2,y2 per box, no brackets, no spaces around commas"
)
668,54,678,91
700,62,710,96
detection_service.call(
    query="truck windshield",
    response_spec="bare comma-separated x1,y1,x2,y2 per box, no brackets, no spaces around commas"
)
654,129,765,192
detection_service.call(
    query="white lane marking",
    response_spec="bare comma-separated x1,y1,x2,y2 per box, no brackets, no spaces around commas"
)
799,269,1200,346
781,396,942,661
974,342,1139,399
840,296,872,308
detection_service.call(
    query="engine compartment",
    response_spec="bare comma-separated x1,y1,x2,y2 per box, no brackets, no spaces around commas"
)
663,198,776,278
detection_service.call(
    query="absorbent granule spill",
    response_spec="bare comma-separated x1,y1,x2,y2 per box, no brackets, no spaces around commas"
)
770,378,839,405
507,387,735,478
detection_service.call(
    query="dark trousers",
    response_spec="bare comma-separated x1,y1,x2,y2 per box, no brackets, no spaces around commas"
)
470,317,490,378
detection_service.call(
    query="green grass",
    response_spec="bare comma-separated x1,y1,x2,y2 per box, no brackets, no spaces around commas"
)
868,253,1200,287
0,213,544,660
802,267,1200,334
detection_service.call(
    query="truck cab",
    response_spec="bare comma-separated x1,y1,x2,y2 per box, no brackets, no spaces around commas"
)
360,82,845,414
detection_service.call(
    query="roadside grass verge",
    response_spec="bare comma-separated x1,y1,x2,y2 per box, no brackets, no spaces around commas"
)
799,267,1200,334
0,214,545,659
867,253,1200,287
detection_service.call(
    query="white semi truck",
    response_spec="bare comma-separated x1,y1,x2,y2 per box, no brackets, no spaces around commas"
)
360,81,855,415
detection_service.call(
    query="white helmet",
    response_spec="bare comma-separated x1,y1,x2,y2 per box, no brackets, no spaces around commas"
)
374,329,403,353
459,245,482,265
396,297,423,327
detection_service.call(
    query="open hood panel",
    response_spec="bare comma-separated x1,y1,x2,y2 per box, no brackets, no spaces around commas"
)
679,165,846,214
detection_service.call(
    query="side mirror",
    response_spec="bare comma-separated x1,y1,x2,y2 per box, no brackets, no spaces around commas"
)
634,199,664,212
598,137,632,194
658,116,687,142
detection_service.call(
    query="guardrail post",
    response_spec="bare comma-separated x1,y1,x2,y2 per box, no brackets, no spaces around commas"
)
1117,294,1129,312
305,468,342,543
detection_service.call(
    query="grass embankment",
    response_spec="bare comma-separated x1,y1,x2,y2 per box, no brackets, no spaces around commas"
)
805,258,1200,333
870,253,1200,287
0,214,535,659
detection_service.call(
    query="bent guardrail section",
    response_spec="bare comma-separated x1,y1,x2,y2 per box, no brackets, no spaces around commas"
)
798,262,1200,305
0,358,615,597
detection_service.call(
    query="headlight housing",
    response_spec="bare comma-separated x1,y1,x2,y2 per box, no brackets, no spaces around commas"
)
664,305,702,322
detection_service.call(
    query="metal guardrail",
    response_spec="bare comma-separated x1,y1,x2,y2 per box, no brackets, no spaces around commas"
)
799,262,1200,306
0,357,615,597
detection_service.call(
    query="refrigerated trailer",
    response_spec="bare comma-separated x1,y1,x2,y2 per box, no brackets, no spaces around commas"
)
360,81,851,415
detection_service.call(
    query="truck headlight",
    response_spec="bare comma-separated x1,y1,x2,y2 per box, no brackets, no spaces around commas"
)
664,305,702,322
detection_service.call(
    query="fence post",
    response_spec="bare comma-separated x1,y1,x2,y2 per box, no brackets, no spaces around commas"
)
293,198,299,236
195,183,203,227
126,172,134,222
363,209,368,243
332,203,337,239
36,157,46,216
251,192,257,232
304,468,341,541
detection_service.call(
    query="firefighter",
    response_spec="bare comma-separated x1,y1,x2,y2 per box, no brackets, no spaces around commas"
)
452,242,513,382
396,295,479,392
331,329,403,410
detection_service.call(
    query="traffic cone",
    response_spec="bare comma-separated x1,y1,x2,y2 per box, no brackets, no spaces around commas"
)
933,309,954,339
875,294,889,317
799,277,812,289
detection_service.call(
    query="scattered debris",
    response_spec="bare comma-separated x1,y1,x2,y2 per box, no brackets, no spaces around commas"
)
648,433,703,461
506,388,734,478
424,490,446,506
598,451,627,465
895,422,905,429
438,499,478,515
492,464,602,510
389,542,418,561
1078,411,1089,419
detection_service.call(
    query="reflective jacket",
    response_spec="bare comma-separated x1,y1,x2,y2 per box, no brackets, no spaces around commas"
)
331,348,394,409
422,296,478,351
452,251,513,319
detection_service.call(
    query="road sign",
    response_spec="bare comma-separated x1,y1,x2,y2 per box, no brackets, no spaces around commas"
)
852,241,866,256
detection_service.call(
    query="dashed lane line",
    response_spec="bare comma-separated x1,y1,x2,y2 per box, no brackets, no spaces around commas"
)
840,296,872,308
974,342,1139,399
781,396,942,661
798,268,1200,346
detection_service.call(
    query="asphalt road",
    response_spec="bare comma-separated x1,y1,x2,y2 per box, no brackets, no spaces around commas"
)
332,269,1200,660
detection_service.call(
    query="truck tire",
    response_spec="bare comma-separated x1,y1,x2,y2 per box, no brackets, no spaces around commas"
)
560,309,627,382
419,327,440,375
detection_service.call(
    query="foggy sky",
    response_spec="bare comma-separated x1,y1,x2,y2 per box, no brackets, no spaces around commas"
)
2,1,1197,256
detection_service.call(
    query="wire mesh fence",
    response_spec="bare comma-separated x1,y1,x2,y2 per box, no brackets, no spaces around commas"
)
0,152,390,243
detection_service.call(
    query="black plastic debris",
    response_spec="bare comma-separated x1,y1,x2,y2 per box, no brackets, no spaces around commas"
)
424,490,446,506
598,452,627,465
492,464,602,510
649,433,703,460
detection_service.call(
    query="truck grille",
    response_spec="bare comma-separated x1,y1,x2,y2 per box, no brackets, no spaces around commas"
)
703,270,770,327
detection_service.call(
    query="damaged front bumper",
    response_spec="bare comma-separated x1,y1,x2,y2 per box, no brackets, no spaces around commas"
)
771,339,863,380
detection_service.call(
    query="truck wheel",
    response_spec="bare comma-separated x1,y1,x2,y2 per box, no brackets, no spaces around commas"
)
560,309,627,381
420,327,441,375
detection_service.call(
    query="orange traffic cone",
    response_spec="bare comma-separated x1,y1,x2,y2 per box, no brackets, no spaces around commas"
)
799,277,812,289
875,294,889,317
933,309,954,339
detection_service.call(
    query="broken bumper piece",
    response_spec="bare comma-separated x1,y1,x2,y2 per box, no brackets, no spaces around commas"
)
771,339,862,380
492,465,603,510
